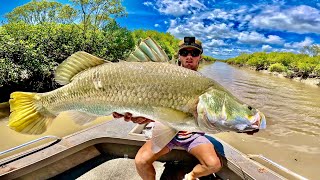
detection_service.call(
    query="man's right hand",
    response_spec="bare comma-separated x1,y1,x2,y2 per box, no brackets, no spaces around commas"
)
112,112,155,124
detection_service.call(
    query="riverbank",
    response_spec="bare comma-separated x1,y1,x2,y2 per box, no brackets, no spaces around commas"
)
233,64,320,87
259,69,320,86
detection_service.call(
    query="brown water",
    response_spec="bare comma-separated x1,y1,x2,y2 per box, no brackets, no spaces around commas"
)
0,62,319,179
201,62,320,179
0,114,113,157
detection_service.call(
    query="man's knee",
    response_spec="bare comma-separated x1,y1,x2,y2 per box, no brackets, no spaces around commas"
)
202,156,222,172
135,151,153,167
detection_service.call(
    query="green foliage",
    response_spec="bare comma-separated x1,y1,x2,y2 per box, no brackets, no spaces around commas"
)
5,0,77,24
301,45,320,57
0,22,82,101
71,0,126,33
0,0,132,102
202,55,216,62
0,58,23,85
269,63,287,73
0,21,134,102
246,52,268,68
314,64,320,76
268,52,296,66
291,56,319,74
227,53,250,65
227,50,320,78
297,62,313,74
98,20,135,61
57,4,78,24
132,30,180,60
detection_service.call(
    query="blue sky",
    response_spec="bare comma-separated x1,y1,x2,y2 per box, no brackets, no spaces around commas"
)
1,0,320,59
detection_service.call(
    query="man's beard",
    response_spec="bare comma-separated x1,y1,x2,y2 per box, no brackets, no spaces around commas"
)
184,63,197,71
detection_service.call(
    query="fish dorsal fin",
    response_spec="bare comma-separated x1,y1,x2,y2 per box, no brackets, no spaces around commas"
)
55,51,108,85
126,37,170,63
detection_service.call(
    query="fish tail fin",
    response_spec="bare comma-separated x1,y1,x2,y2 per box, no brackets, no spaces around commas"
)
9,92,54,134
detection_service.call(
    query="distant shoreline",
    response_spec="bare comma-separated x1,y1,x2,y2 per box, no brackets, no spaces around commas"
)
230,63,320,87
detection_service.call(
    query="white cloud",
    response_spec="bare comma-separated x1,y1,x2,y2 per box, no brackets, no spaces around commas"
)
154,24,160,27
284,37,314,49
238,31,284,45
167,20,237,41
198,9,234,20
155,2,320,59
153,0,206,17
250,5,320,34
262,45,272,51
207,39,226,47
266,35,284,44
143,1,153,7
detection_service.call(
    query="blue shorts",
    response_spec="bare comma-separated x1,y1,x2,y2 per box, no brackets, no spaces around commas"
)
166,133,211,152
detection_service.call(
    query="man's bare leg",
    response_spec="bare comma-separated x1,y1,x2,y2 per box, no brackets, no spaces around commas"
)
135,140,170,180
186,143,222,179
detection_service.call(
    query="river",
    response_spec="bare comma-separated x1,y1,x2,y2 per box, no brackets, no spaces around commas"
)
201,62,320,179
0,62,319,179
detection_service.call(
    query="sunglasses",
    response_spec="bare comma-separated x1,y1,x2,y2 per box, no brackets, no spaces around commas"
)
179,49,201,57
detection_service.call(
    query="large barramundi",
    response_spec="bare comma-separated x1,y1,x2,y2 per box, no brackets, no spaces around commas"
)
8,38,266,152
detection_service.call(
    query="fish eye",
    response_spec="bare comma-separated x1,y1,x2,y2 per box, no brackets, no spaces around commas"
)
248,106,252,110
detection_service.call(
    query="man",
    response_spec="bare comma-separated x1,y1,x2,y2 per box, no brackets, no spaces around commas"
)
113,37,222,180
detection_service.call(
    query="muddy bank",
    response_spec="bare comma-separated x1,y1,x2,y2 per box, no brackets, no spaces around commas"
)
258,70,320,86
236,64,320,87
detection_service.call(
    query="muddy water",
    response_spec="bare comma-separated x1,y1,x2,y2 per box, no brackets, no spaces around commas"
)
0,114,113,157
200,62,320,179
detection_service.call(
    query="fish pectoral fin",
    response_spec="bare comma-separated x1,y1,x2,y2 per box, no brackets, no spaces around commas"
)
151,121,178,153
65,110,101,125
148,107,190,153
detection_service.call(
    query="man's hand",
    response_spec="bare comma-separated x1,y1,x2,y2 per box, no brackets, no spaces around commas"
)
112,112,155,124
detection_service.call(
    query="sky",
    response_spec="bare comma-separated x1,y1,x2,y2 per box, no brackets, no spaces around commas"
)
1,0,320,59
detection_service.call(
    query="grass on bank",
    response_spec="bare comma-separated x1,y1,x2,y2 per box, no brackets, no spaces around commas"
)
227,52,320,78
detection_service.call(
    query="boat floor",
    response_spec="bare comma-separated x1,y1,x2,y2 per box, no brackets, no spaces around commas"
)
51,156,220,180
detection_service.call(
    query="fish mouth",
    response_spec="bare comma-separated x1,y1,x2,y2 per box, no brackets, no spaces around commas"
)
237,112,266,133
249,111,266,129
